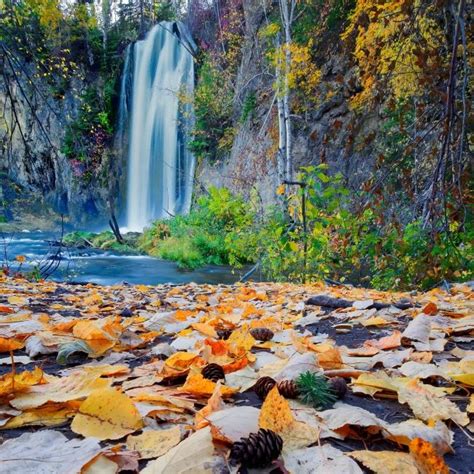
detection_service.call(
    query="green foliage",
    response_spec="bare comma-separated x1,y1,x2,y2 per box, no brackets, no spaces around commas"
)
240,93,257,123
139,187,257,269
260,166,473,289
296,371,337,409
190,55,235,160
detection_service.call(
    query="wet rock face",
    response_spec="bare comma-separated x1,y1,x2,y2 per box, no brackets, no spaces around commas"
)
0,70,112,228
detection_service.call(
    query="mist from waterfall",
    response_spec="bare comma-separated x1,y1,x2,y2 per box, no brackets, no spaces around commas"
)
122,22,195,232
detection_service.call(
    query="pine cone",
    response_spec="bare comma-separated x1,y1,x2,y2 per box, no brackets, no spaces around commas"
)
201,363,225,382
229,428,283,468
328,377,347,399
250,327,274,342
217,328,232,340
277,379,299,399
253,376,276,400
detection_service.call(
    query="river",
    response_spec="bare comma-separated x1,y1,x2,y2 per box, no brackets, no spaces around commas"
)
1,231,247,285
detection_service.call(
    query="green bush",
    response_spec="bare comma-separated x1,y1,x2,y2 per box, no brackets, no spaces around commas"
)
139,186,257,270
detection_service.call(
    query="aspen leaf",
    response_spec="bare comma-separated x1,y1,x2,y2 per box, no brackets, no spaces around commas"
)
126,427,182,459
283,445,363,473
349,450,419,473
179,372,235,398
364,330,402,350
259,386,319,450
10,369,111,409
165,351,200,370
0,337,24,352
409,437,449,474
142,426,216,474
195,381,224,428
71,388,143,440
2,401,80,429
398,379,469,426
0,367,44,398
208,406,259,442
7,296,27,306
0,430,101,473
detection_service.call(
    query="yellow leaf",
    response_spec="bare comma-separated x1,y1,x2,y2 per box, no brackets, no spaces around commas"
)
227,327,255,357
179,372,235,398
276,184,286,195
0,337,24,352
2,402,79,429
165,352,200,370
350,450,418,473
126,427,182,459
7,296,27,306
195,381,224,429
259,386,319,450
71,388,143,440
10,368,113,409
141,426,215,474
398,379,469,426
0,367,44,398
468,394,474,414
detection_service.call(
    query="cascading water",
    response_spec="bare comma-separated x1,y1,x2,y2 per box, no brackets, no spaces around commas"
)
122,22,195,231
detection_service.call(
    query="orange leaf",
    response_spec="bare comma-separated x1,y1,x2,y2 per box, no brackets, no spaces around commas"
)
195,381,224,429
0,367,44,397
179,372,235,398
204,339,229,357
422,302,438,315
365,330,402,350
317,347,343,370
259,386,294,433
165,352,201,370
0,337,24,352
409,438,449,474
0,306,14,314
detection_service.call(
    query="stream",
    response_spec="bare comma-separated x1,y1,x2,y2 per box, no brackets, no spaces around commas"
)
1,231,247,285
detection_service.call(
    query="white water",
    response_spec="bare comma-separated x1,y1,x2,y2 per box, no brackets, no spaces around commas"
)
125,22,195,231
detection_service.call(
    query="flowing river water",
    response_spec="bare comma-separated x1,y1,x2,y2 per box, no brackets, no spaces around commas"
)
2,232,245,286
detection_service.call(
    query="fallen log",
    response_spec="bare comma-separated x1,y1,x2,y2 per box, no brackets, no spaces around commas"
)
305,294,415,310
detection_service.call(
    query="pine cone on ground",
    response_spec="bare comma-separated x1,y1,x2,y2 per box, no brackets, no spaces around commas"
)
250,327,274,342
277,379,300,399
201,363,225,382
217,328,232,340
253,376,277,400
328,376,348,399
229,429,283,468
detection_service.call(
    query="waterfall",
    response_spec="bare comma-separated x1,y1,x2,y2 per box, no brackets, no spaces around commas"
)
123,22,195,232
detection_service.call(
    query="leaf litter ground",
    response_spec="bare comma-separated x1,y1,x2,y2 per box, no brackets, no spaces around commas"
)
0,275,472,473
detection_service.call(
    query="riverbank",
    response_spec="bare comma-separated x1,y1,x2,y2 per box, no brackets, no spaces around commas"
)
0,276,471,472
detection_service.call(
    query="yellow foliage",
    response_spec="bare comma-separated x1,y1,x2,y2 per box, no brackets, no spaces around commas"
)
342,0,444,107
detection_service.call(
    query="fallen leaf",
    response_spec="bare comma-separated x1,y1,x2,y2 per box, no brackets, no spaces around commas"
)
402,314,431,344
0,337,24,352
195,381,224,428
259,386,319,450
141,426,216,474
10,369,112,409
409,437,449,474
207,406,260,442
383,419,453,455
350,450,418,474
126,427,182,459
398,379,469,426
0,430,101,473
0,367,44,398
178,372,235,398
283,445,363,473
71,387,143,440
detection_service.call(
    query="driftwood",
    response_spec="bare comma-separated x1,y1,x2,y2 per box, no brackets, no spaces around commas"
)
306,294,415,310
